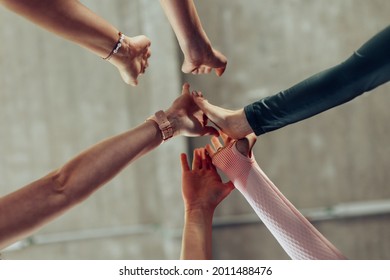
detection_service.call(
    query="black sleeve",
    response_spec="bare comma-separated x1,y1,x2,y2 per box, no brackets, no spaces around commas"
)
244,25,390,136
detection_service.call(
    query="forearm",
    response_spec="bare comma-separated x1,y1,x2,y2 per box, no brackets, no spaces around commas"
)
0,82,206,248
160,0,207,49
245,25,390,135
54,121,163,199
212,143,345,259
180,208,213,260
1,0,120,57
0,121,163,249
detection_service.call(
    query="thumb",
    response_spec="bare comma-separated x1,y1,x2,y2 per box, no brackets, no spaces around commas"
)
192,92,211,114
181,60,197,74
225,181,235,192
215,67,226,77
210,50,227,76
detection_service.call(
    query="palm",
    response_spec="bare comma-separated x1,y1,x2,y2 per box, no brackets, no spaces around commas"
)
180,149,234,211
168,83,218,137
182,169,232,210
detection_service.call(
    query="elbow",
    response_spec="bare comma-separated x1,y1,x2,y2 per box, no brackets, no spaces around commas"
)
49,167,95,206
47,169,74,208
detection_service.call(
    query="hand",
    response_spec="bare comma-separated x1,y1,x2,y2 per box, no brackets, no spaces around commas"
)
206,131,257,158
110,35,151,86
191,91,254,139
159,0,227,77
181,43,227,76
166,83,219,137
180,148,234,212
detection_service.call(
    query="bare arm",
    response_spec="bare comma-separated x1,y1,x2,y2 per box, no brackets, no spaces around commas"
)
180,149,234,259
181,208,214,260
0,83,217,249
0,0,151,85
160,0,227,76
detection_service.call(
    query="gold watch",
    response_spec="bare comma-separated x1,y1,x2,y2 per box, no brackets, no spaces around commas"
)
148,110,174,141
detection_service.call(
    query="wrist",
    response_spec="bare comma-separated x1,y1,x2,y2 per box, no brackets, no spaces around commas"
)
107,34,131,66
165,108,181,137
146,110,174,142
229,109,253,138
184,207,214,225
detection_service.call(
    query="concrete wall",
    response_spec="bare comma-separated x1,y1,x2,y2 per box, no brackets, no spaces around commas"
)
186,0,390,259
1,0,185,259
1,0,390,260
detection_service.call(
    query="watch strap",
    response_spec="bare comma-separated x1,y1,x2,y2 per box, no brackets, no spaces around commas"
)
148,110,174,141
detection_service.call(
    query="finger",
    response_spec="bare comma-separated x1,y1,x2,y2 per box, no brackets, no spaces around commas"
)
209,157,218,172
181,60,197,74
140,36,151,48
247,133,257,152
180,153,190,172
203,150,213,169
141,63,146,74
220,131,233,146
201,125,219,137
200,148,208,169
129,78,138,86
211,136,223,151
204,67,212,74
198,66,206,74
210,49,227,77
204,149,214,169
182,82,190,95
191,93,223,129
219,130,228,139
215,66,226,77
192,148,201,170
191,90,203,97
192,68,200,75
143,36,152,47
191,92,213,116
202,113,219,137
203,148,213,169
225,181,236,193
205,144,215,157
144,49,151,58
202,111,208,125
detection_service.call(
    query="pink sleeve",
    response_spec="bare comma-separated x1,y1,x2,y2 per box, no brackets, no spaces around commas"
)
212,142,346,260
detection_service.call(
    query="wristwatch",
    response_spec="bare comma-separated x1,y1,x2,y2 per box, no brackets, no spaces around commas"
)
147,110,174,141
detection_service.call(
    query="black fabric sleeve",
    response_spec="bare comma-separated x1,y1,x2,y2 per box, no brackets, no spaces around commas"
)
244,25,390,136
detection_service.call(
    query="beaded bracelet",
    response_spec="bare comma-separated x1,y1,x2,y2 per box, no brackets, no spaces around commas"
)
103,32,125,61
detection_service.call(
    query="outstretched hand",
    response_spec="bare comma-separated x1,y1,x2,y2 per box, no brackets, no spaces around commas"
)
180,148,234,212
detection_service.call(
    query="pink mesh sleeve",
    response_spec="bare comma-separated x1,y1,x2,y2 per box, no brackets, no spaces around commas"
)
212,142,346,260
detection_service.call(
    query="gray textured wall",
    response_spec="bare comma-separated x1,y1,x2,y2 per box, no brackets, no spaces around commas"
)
1,0,390,260
187,0,390,260
1,0,185,259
